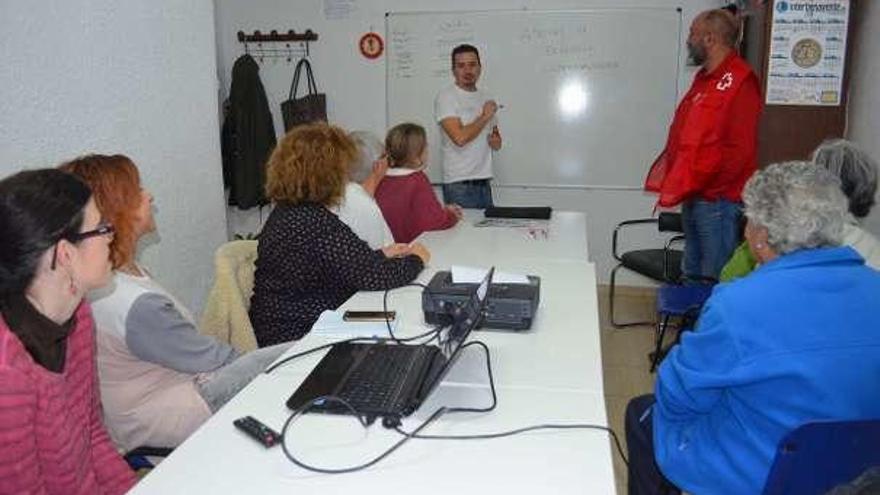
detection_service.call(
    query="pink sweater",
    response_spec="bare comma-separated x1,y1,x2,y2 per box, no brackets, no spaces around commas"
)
375,170,458,243
0,302,136,494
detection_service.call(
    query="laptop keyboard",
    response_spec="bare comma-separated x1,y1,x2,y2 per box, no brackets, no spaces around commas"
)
337,345,422,412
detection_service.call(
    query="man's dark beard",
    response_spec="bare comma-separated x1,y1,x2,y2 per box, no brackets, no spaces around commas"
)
687,41,707,66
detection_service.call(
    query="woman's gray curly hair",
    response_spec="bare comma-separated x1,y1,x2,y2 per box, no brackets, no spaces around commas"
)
348,130,384,184
811,139,878,219
743,161,849,255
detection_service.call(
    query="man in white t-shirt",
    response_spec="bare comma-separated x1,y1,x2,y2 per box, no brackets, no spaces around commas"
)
434,44,502,209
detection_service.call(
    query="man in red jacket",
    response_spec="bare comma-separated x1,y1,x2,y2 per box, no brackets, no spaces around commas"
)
645,8,762,282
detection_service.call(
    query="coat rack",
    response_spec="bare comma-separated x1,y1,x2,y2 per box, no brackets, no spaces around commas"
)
237,29,318,63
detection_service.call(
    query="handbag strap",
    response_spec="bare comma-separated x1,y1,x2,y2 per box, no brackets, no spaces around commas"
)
288,58,319,99
302,59,318,95
288,59,305,100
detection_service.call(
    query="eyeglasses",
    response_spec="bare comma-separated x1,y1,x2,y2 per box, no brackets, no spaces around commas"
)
50,222,115,270
68,222,115,243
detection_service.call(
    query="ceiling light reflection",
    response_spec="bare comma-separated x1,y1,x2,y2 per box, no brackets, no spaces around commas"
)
557,79,589,119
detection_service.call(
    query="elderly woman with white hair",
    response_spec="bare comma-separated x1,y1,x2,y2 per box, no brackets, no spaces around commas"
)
812,139,880,267
721,139,880,279
626,162,880,495
331,130,395,249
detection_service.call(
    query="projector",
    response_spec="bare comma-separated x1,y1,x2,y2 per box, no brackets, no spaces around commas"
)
422,271,540,331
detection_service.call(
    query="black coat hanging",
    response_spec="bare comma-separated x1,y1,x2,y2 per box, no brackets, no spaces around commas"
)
221,54,276,209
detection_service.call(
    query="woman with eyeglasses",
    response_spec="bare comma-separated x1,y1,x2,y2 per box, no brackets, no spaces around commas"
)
61,155,290,454
0,169,135,493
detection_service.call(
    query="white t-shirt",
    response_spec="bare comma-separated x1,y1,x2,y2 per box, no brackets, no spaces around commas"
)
843,222,880,270
434,84,496,183
333,182,395,249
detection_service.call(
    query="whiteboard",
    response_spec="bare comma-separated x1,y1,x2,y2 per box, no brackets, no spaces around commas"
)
386,8,682,188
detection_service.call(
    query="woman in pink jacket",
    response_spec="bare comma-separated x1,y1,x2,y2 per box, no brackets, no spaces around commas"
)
375,123,462,243
0,169,136,494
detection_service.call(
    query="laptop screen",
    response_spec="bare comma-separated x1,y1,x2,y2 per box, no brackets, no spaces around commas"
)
441,267,494,359
410,266,495,406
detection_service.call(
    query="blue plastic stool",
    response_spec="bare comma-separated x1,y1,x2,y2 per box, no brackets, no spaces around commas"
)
650,284,713,372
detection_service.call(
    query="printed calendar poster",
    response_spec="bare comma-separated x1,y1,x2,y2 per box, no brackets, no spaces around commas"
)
766,0,848,106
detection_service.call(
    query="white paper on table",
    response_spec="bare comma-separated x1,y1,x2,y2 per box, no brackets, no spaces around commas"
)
472,218,550,240
310,310,397,338
473,218,536,228
450,265,530,284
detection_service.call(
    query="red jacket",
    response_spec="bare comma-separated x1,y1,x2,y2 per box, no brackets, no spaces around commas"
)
375,169,458,243
645,52,762,207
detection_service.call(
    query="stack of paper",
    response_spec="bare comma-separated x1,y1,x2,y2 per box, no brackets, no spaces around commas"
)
450,265,530,284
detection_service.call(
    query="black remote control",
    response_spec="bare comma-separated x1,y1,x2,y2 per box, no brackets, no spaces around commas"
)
233,416,282,448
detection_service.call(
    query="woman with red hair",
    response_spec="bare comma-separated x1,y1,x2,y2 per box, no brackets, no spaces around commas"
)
61,155,290,453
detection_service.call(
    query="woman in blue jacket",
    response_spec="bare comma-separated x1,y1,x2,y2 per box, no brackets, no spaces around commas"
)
626,161,880,494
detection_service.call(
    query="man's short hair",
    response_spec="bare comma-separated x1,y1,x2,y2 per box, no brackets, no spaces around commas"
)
701,9,739,48
451,44,480,67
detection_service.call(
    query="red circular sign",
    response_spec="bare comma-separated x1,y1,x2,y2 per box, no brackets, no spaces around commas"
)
359,32,384,60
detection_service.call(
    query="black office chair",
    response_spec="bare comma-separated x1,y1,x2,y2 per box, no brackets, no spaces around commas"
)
609,212,684,327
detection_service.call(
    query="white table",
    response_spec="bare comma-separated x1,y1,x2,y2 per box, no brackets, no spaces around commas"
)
343,259,604,394
419,210,589,264
131,211,615,494
131,378,614,493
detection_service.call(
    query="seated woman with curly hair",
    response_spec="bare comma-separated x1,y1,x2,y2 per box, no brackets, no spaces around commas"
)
249,123,430,346
331,130,395,249
61,155,291,453
626,162,880,494
720,139,880,280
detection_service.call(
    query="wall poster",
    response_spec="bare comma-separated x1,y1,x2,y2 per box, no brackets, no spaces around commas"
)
766,0,849,106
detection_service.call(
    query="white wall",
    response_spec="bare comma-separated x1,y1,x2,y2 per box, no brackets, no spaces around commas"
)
215,0,722,286
848,1,880,236
0,0,228,313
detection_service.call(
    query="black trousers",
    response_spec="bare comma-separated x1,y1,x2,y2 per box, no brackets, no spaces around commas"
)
625,394,681,495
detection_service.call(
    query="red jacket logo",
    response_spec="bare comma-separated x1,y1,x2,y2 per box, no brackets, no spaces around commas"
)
716,72,734,91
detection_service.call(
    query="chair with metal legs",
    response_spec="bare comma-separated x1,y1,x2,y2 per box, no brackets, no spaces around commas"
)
609,212,685,327
649,284,713,372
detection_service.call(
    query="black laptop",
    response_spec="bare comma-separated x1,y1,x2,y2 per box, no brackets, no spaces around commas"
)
286,268,494,418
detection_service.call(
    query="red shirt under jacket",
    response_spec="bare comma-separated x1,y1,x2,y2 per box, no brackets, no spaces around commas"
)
645,52,762,207
375,170,458,244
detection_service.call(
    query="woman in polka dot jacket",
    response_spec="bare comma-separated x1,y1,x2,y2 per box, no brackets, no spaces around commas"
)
249,123,430,346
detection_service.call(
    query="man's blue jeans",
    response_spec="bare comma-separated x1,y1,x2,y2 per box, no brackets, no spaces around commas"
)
442,179,493,209
681,198,742,282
